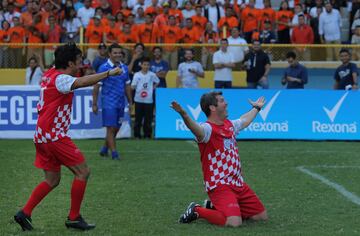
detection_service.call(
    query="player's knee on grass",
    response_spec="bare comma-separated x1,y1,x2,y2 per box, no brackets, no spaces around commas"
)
225,216,242,227
250,210,268,221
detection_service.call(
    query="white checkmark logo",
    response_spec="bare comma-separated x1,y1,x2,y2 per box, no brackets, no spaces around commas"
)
259,91,281,121
187,104,202,120
323,92,348,122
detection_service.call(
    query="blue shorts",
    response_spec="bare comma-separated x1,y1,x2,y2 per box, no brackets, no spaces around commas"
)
102,108,124,128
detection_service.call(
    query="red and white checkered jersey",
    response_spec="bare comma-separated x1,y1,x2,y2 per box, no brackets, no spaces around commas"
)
34,67,77,143
197,119,245,192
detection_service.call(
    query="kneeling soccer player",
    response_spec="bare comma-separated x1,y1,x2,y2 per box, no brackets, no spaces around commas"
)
171,91,268,227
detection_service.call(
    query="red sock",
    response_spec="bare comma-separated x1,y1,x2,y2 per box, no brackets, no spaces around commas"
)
23,181,52,216
69,179,87,220
195,206,226,226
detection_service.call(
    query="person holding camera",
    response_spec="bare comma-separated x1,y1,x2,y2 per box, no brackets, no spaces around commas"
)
176,49,204,88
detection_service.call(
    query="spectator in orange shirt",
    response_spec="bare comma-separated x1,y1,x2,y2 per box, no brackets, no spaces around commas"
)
200,21,219,70
118,23,139,43
40,0,61,26
0,20,10,67
85,15,105,62
218,7,239,38
119,1,132,18
191,5,207,33
154,1,170,29
20,1,37,27
260,0,276,31
145,0,162,16
291,14,314,60
241,0,261,43
43,15,62,67
180,18,201,63
87,7,109,28
127,13,139,35
115,11,125,30
26,14,46,69
8,17,26,68
104,15,121,44
137,13,161,43
276,0,293,43
181,18,201,44
161,14,182,69
169,0,183,25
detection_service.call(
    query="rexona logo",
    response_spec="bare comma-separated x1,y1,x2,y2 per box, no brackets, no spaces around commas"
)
175,104,202,131
312,92,357,133
244,91,289,132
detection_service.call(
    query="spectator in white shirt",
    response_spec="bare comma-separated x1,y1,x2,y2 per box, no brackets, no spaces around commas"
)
62,7,82,43
77,0,95,28
25,57,43,85
227,27,249,64
181,1,196,26
176,49,205,88
319,1,341,61
4,3,21,27
213,38,235,88
309,0,325,18
204,0,224,32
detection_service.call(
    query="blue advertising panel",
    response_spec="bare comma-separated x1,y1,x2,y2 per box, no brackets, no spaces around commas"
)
0,86,130,139
155,88,360,140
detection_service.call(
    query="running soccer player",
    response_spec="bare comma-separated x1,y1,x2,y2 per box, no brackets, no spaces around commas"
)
14,43,121,231
92,43,133,159
171,91,268,227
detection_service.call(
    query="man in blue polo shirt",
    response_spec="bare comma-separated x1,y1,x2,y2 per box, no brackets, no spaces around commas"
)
334,49,358,90
281,51,308,89
92,43,133,160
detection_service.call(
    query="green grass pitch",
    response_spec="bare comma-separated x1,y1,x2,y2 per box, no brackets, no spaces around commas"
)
1,139,360,235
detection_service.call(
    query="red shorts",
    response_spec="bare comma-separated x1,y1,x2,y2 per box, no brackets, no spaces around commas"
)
208,183,265,219
34,137,85,172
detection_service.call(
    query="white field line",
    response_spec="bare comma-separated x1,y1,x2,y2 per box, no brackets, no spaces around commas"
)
305,165,360,169
297,166,360,206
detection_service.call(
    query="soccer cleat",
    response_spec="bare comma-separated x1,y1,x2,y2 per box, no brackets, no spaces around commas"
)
14,210,33,231
203,199,215,209
111,151,120,160
65,215,96,230
179,202,199,224
99,146,108,157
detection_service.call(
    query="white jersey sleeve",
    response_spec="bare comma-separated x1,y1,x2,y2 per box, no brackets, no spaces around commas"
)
55,74,77,94
195,122,212,143
230,118,245,135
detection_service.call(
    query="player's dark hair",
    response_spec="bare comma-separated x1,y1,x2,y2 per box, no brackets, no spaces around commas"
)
54,42,82,69
108,43,122,53
134,42,145,50
153,46,162,52
184,48,194,54
220,38,228,43
200,91,223,117
141,57,151,63
339,48,350,55
286,51,296,60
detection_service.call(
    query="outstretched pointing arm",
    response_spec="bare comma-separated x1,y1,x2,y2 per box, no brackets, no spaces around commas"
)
171,101,205,141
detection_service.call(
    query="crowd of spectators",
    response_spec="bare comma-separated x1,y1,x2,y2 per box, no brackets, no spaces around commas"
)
0,0,358,70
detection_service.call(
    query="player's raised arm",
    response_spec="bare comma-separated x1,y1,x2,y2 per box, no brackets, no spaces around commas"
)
239,96,266,128
171,101,205,141
71,67,122,90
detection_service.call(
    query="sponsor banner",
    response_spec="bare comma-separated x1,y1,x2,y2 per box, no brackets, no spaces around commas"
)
155,88,360,140
0,86,131,139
